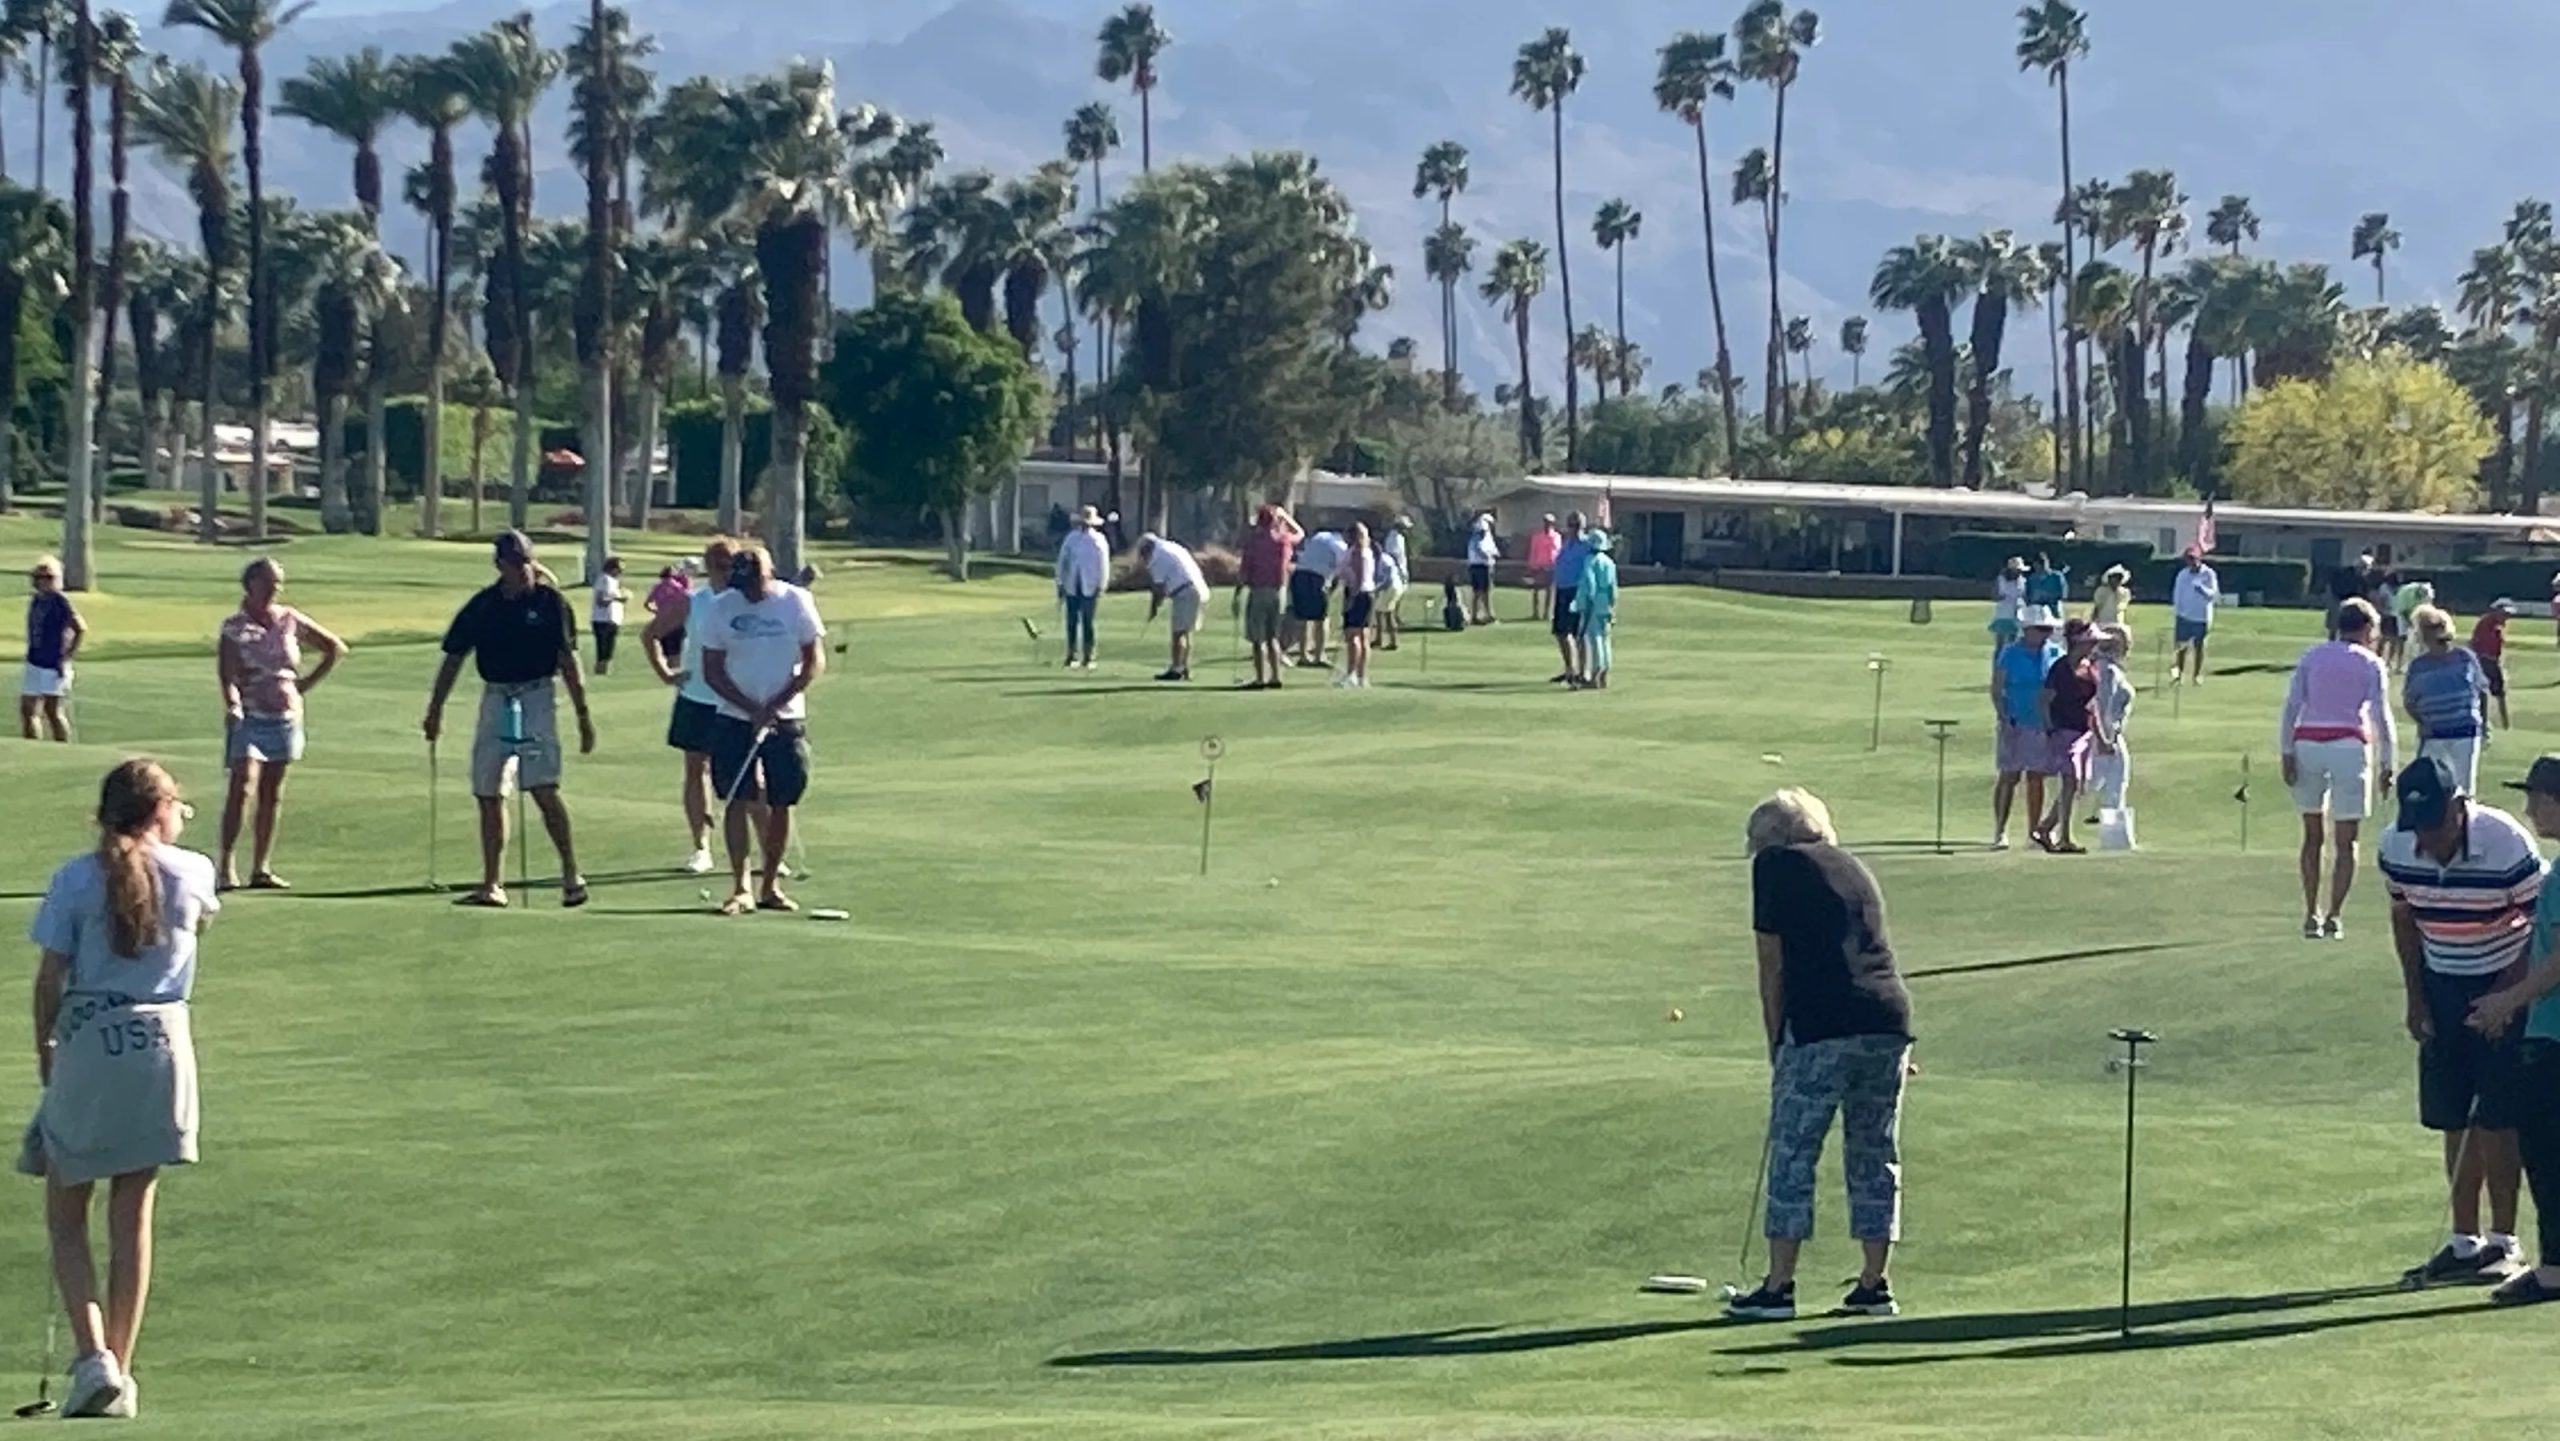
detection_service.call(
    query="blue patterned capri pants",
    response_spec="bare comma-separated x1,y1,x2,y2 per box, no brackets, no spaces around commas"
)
1763,1032,1910,1242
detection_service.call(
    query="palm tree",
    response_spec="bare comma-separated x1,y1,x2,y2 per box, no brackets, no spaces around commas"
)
1411,138,1469,405
2071,258,2135,489
1731,147,1774,418
569,0,617,574
1870,235,1965,485
2460,243,2523,505
394,52,467,535
1071,172,1207,530
2175,255,2253,487
2351,211,2401,304
123,236,184,491
900,171,1006,332
278,44,402,531
1592,197,1641,400
163,0,310,544
79,9,141,506
619,231,691,532
1782,313,1814,408
2036,238,2066,480
705,230,758,534
0,182,69,513
1094,2,1166,173
290,207,397,532
641,63,885,576
1511,26,1583,464
1838,313,1867,387
1481,237,1548,461
131,56,233,539
1422,220,1475,404
2108,168,2184,486
1952,230,2042,488
6,0,68,191
2017,0,2089,486
1735,0,1818,438
444,12,559,531
1063,99,1118,425
1000,163,1075,362
1655,30,1740,459
2206,193,2257,256
56,0,94,580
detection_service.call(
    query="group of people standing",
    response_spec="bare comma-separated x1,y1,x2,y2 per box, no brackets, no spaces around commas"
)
1989,607,2136,854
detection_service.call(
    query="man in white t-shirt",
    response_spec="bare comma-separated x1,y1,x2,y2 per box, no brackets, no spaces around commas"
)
700,543,826,915
2171,548,2221,686
1139,533,1207,683
1289,528,1349,668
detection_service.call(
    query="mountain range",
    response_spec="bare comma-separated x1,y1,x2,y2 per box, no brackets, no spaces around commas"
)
10,0,2559,401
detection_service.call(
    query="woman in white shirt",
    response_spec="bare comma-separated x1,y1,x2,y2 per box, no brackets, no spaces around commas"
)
1053,507,1111,669
590,556,627,675
21,760,218,1419
1377,518,1412,650
1336,522,1378,688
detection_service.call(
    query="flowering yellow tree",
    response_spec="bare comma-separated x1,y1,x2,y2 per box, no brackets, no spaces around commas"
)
2223,352,2492,511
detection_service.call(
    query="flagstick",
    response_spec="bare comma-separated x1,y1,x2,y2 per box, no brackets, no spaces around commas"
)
1198,755,1218,877
2239,753,2251,852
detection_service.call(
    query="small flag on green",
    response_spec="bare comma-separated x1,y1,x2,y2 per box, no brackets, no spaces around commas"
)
1193,778,1214,804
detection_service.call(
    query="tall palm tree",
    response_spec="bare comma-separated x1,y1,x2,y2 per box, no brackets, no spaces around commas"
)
999,163,1076,362
1838,313,1866,387
1735,0,1818,439
2175,255,2253,488
1732,147,1774,413
2071,258,2135,490
0,182,69,513
2206,193,2257,256
2351,211,2401,304
1871,236,1965,485
1655,29,1740,459
293,208,398,532
1480,236,1548,461
131,56,232,538
1071,171,1208,530
6,0,69,192
2108,168,2184,486
1094,2,1166,173
619,230,691,531
278,44,401,530
568,0,620,575
1412,138,1469,404
123,236,184,491
78,9,140,508
444,12,558,531
1952,230,2042,488
394,52,466,535
163,0,310,543
1422,220,1474,402
1781,314,1813,408
706,229,758,534
56,0,94,580
1592,197,1641,400
1063,99,1118,421
2460,242,2523,505
1511,27,1582,464
2017,0,2089,486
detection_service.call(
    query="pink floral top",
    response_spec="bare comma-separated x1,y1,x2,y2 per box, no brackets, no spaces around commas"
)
222,605,304,718
1528,527,1561,569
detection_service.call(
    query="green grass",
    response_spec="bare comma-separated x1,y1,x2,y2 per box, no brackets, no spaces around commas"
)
0,516,2551,1439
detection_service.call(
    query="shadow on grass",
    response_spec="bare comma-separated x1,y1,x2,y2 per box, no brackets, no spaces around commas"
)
1907,940,2195,980
1049,1319,1719,1368
1719,1285,2468,1366
997,684,1238,699
283,867,677,901
2209,663,2298,678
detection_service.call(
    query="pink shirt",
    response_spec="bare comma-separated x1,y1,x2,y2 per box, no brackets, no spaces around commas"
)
222,605,304,718
647,575,689,614
2280,640,2397,769
1528,528,1561,568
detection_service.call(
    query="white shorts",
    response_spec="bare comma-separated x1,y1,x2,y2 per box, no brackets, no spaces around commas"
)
19,663,69,698
2289,737,2372,821
2419,735,2482,796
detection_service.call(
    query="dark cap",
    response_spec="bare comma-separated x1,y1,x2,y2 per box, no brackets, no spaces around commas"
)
2396,754,2464,832
493,529,534,564
2503,754,2560,799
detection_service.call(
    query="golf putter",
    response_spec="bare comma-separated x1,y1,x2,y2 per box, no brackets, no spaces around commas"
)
15,1314,54,1418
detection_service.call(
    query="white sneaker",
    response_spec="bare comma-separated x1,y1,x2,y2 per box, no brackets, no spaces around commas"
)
104,1374,137,1419
775,860,794,880
63,1351,126,1419
683,848,715,875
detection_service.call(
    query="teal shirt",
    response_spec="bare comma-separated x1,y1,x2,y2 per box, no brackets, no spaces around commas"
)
2531,856,2560,1044
1574,553,1619,621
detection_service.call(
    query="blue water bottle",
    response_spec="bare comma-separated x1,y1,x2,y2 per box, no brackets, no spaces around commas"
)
502,694,526,746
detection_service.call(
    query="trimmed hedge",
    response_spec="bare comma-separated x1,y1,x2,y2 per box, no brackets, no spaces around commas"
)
2387,560,2556,614
2133,556,2311,604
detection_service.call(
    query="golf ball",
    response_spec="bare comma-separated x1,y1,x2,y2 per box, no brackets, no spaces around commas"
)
699,888,713,901
1667,1008,1685,1023
1267,877,1280,888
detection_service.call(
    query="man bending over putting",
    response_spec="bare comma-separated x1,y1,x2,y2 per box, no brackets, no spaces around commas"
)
701,544,825,915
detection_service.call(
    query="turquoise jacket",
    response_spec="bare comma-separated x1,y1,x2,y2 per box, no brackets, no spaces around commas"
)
1574,552,1619,622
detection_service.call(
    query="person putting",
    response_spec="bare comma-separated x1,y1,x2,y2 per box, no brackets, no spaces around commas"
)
20,760,220,1419
2464,754,2560,1304
700,544,825,916
2169,547,2220,686
2282,597,2396,940
1990,608,2060,851
643,536,737,875
21,554,85,742
1289,526,1345,669
215,559,346,891
1726,788,1914,1323
2380,754,2537,1287
422,530,594,909
1138,533,1206,683
1240,503,1302,690
1054,505,1111,670
1548,512,1593,686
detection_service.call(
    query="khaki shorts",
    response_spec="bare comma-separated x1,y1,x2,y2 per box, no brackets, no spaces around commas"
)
1245,587,1284,644
472,681,564,798
1168,588,1203,636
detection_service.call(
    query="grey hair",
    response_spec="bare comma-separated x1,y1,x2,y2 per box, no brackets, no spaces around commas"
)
1745,788,1838,856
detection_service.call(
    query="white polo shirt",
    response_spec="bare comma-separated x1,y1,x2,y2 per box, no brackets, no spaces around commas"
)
700,581,825,722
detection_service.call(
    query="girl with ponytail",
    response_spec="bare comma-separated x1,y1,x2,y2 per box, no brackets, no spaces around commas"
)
19,759,219,1419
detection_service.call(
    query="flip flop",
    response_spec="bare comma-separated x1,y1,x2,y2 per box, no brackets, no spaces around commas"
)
717,892,756,916
247,872,291,891
560,880,590,910
453,889,508,908
757,892,800,913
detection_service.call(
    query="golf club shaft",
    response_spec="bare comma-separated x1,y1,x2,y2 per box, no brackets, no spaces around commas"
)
2119,1038,2140,1336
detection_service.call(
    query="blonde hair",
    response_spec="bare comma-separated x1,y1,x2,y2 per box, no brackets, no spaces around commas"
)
95,760,176,960
2412,604,2456,648
1746,788,1838,856
31,552,61,577
2098,622,2132,653
2335,597,2379,637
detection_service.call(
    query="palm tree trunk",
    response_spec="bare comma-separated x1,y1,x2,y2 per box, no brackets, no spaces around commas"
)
1766,80,1792,438
196,314,219,541
2057,67,2084,491
241,45,270,543
1514,309,1536,461
1690,122,1739,462
61,2,95,588
2045,290,2064,484
2153,324,2171,477
0,277,19,512
62,314,94,585
2496,397,2518,511
509,385,533,531
421,364,446,537
1550,105,1578,465
2526,389,2548,516
361,373,388,534
1612,244,1628,400
717,375,744,534
470,397,488,532
581,360,612,574
628,379,659,534
1138,85,1151,173
317,391,350,532
34,34,48,193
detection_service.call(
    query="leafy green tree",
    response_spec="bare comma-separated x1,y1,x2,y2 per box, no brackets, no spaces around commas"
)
1870,234,1964,486
2224,352,2491,511
1655,29,1740,460
0,182,68,513
1511,25,1583,463
1380,406,1520,546
823,290,1044,579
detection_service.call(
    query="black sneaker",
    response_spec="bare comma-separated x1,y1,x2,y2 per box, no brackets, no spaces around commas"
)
1838,1280,1898,1317
1723,1283,1796,1322
2492,1269,2560,1306
2414,1241,2508,1286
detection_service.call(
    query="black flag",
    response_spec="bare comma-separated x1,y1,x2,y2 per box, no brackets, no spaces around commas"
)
1193,778,1214,804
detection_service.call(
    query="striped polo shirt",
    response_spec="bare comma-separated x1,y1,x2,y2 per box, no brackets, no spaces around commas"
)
2378,802,2544,977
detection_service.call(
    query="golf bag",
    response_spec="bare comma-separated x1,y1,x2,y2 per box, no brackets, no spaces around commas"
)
1441,578,1466,632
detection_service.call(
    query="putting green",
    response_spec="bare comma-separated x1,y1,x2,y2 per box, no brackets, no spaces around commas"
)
0,513,2550,1439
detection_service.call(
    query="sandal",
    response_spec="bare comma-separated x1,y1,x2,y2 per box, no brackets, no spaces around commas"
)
717,891,756,916
757,892,800,914
2053,842,2088,855
247,871,291,891
453,888,508,908
560,879,590,910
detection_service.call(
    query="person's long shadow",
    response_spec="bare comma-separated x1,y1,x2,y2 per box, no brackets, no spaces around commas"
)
1049,1319,1719,1368
1718,1284,2446,1367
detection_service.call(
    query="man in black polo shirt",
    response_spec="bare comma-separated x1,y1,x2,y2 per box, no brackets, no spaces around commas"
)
422,530,596,907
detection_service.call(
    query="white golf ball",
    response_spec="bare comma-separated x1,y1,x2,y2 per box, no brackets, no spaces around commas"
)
1267,877,1280,888
699,888,713,901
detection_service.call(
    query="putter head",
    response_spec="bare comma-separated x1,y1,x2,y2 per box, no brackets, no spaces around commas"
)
2110,1027,2159,1046
13,1400,54,1418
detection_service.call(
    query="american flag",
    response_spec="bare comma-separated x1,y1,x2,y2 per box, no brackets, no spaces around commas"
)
1596,484,1614,530
2196,497,2218,555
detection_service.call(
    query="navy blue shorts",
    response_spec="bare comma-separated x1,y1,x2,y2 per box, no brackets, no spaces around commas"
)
2420,966,2525,1133
2175,617,2210,645
1552,588,1580,637
709,716,811,808
666,696,719,754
